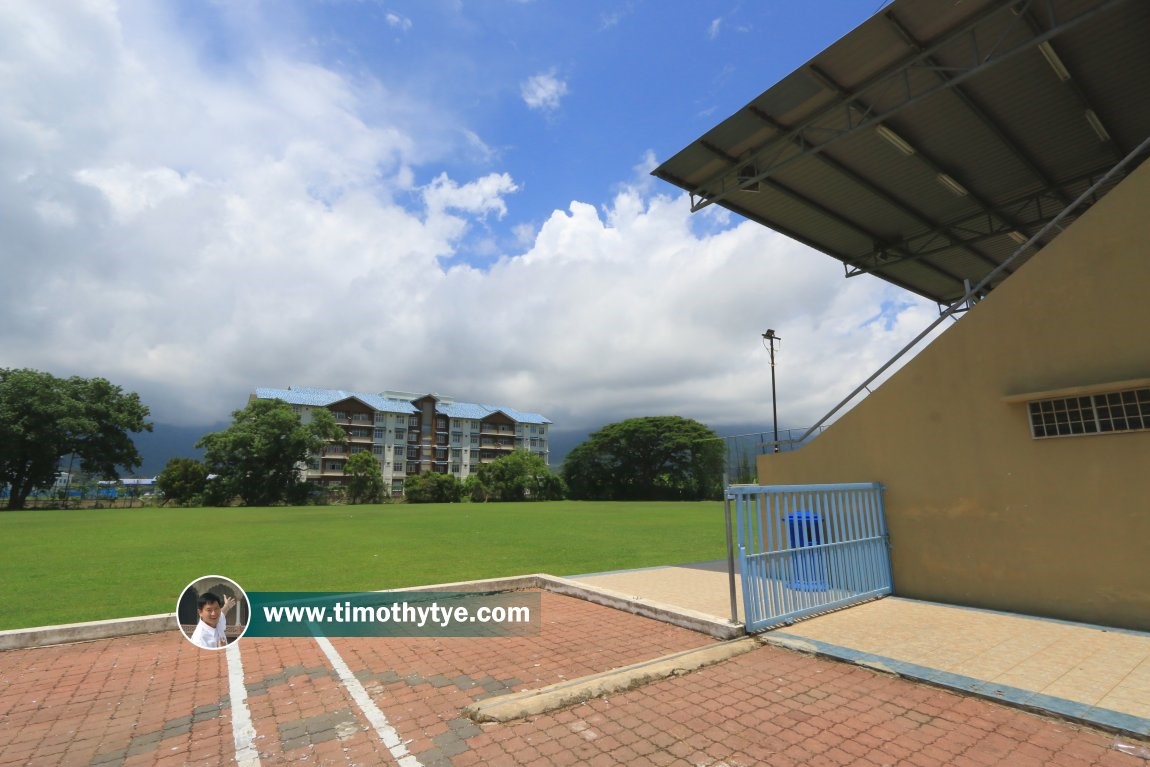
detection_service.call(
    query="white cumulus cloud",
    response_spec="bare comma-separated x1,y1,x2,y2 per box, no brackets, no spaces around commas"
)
520,70,569,112
0,0,938,441
423,172,519,219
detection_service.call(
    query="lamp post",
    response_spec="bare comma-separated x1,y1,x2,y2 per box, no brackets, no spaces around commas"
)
762,329,780,452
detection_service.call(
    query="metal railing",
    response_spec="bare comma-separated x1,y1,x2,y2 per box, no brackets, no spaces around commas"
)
793,134,1150,447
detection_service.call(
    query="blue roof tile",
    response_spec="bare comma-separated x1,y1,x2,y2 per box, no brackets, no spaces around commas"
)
254,387,549,424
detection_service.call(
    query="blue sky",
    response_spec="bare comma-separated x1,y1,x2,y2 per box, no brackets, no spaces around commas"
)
1,0,937,436
161,0,890,266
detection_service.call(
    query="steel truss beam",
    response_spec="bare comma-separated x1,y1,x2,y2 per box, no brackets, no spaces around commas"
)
792,65,1004,274
882,9,1075,210
796,132,1150,443
728,113,971,287
842,166,1123,279
688,0,1130,213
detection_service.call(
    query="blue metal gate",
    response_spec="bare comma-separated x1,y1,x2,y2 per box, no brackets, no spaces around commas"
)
730,483,892,632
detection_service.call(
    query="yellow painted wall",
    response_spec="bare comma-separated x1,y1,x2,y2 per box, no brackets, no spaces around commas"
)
758,160,1150,630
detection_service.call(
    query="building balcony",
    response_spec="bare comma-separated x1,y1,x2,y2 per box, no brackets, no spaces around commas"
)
479,440,515,449
334,415,373,426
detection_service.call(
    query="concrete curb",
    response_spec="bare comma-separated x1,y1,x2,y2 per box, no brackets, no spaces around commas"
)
395,572,740,639
0,573,744,651
533,574,744,640
465,636,762,723
400,574,744,639
0,614,176,651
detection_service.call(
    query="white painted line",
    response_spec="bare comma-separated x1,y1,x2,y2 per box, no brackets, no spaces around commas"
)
226,641,261,767
315,636,424,767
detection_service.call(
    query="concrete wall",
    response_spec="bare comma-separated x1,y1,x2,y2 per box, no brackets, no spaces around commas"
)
758,160,1150,631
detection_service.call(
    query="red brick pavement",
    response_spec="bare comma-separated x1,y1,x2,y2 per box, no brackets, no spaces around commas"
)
1,590,1147,766
0,631,232,766
454,643,1150,767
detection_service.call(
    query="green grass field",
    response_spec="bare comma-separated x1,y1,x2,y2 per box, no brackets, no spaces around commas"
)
0,500,727,630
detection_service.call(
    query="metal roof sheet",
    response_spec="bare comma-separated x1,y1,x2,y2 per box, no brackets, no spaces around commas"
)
255,387,550,424
436,401,494,420
653,0,1150,305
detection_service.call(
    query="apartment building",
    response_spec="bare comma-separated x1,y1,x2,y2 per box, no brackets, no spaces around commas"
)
252,387,551,496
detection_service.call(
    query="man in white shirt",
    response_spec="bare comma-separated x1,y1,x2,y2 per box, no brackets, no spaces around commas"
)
189,592,236,649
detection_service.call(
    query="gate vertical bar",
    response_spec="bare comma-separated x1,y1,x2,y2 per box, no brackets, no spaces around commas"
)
729,482,892,632
723,477,738,624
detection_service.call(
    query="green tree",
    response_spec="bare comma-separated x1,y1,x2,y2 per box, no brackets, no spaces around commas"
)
0,369,152,510
321,484,346,505
473,450,565,502
197,399,343,506
462,474,490,503
403,471,463,503
156,457,209,506
344,451,385,504
562,416,724,501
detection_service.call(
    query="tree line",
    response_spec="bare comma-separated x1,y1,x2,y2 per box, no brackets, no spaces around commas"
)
2,368,729,509
158,398,573,506
162,400,725,505
0,369,152,510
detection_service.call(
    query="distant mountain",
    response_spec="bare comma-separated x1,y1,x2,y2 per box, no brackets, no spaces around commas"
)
546,428,592,468
129,422,224,477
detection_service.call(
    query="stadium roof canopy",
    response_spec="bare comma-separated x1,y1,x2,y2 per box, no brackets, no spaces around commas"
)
652,0,1150,306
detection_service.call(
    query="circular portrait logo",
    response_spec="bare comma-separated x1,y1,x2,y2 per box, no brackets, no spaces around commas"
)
176,575,250,650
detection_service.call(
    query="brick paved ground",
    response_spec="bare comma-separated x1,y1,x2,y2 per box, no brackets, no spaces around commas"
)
0,632,232,766
1,591,1147,766
456,642,1149,767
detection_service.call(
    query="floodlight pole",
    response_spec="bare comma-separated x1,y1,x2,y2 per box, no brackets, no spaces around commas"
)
762,330,780,452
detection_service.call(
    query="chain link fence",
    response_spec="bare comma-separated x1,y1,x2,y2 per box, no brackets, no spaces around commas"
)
719,426,829,484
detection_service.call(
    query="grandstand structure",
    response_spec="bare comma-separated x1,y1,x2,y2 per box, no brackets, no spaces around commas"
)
654,0,1150,630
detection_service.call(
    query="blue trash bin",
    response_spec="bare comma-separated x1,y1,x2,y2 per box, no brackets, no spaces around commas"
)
786,511,828,591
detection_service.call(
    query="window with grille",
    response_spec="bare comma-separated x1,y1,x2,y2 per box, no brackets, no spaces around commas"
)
1029,387,1150,438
